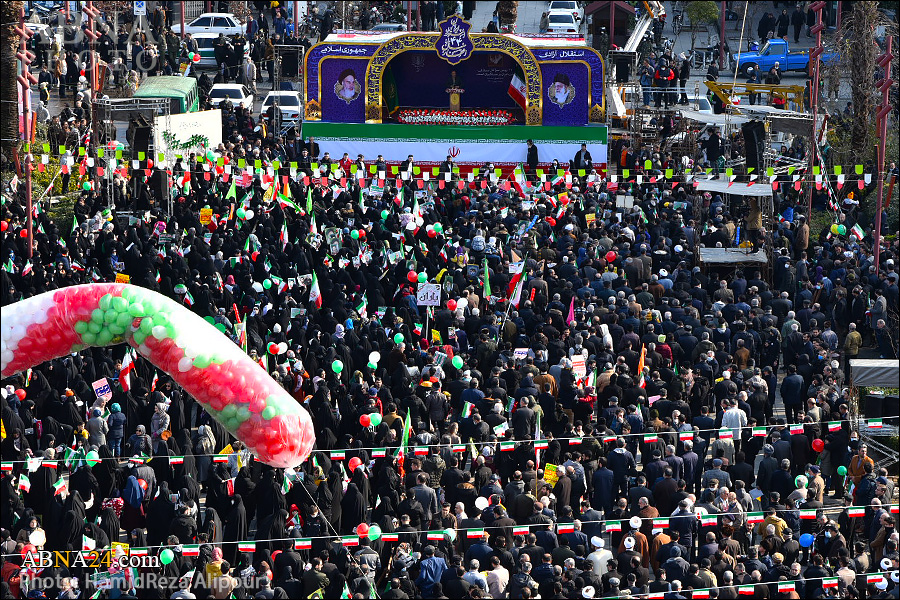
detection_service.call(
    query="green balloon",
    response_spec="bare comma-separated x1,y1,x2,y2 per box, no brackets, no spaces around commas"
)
116,312,132,328
128,303,145,317
262,406,277,420
370,413,382,427
452,356,464,369
91,308,105,323
96,330,114,346
215,323,228,333
332,360,344,373
367,362,377,370
417,272,427,283
367,524,382,541
74,321,88,334
222,404,237,418
160,548,174,565
204,316,216,325
236,207,247,219
85,450,100,467
113,297,129,312
263,279,272,289
236,406,251,422
132,331,147,345
108,323,126,336
82,332,97,345
394,333,404,344
99,295,112,311
381,210,390,219
194,355,210,369
837,465,847,476
104,309,118,323
351,230,360,239
433,223,443,233
837,224,847,235
140,318,154,334
87,321,102,334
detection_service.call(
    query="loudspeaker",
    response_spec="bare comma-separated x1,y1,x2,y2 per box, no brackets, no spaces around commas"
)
864,393,897,419
126,115,152,156
742,120,766,171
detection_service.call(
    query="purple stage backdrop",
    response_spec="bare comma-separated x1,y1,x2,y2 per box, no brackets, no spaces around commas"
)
320,57,370,123
540,62,589,126
386,50,520,112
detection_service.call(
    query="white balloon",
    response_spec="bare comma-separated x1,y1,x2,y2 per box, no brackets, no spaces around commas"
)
369,351,381,363
474,496,490,511
415,217,424,227
245,210,255,220
177,357,193,372
184,345,201,359
277,342,288,355
405,221,417,231
252,282,264,293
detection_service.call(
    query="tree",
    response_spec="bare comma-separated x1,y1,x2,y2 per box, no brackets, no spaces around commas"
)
1,1,23,166
686,1,720,51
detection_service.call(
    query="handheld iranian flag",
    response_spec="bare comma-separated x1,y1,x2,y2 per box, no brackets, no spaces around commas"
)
483,258,491,298
395,412,413,476
119,348,135,392
850,222,864,241
637,344,647,388
52,477,67,496
309,271,322,309
18,474,31,493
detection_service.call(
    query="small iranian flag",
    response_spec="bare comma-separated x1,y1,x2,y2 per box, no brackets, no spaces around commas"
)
0,462,12,472
648,594,665,600
238,542,256,553
693,590,711,599
653,518,669,528
700,514,718,527
868,418,884,429
847,506,865,518
52,477,67,496
738,586,754,595
453,444,468,453
534,439,549,450
414,446,429,456
461,401,474,418
182,545,200,557
718,428,734,439
828,421,842,432
467,529,485,539
331,450,346,460
851,223,865,241
295,539,313,550
602,435,617,443
42,460,57,469
427,531,445,541
309,271,322,309
789,424,804,435
557,522,575,534
225,478,235,496
867,574,884,585
500,441,516,452
605,521,622,532
119,348,135,392
644,433,658,443
213,455,230,463
679,432,694,441
381,533,399,542
892,504,900,514
800,509,817,519
372,448,387,458
513,526,530,536
341,536,360,547
752,427,766,437
169,456,184,465
569,437,583,445
747,512,764,524
281,477,292,495
18,474,31,493
822,577,839,589
777,582,796,592
130,547,149,556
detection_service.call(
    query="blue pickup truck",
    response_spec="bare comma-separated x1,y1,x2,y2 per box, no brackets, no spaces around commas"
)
732,38,839,76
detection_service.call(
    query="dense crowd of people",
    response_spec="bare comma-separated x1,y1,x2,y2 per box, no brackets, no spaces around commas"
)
2,2,900,600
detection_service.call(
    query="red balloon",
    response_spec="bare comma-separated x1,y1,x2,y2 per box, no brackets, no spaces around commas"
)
0,221,7,232
21,544,36,556
223,156,230,164
358,229,366,238
216,165,224,174
427,228,437,238
15,389,26,400
19,229,28,238
546,217,556,226
356,523,369,536
348,457,362,471
605,251,617,263
447,299,457,311
147,159,153,169
251,251,260,262
812,438,825,452
407,271,418,283
137,478,148,491
360,414,371,427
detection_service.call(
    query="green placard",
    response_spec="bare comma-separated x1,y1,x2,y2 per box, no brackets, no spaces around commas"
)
644,160,652,170
42,143,50,153
665,169,673,179
290,161,297,169
413,166,421,175
622,169,629,178
138,152,145,160
238,159,245,168
59,145,66,154
116,150,122,159
834,165,842,175
369,165,377,173
97,148,104,158
391,165,399,174
255,160,262,168
578,169,586,176
855,164,863,174
766,167,774,177
432,167,439,175
79,147,86,156
813,166,820,175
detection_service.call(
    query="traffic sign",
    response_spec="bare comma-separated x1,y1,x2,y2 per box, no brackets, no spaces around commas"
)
134,1,146,16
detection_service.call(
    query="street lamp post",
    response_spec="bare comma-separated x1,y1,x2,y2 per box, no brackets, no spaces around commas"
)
806,1,825,220
873,36,894,273
16,7,37,258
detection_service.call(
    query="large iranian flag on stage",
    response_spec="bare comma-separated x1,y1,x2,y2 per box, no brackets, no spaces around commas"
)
301,122,607,171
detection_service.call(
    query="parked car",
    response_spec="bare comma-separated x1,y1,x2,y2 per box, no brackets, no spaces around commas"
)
732,38,839,76
191,32,250,69
208,84,254,110
548,1,581,21
260,91,302,122
546,10,579,34
171,12,244,37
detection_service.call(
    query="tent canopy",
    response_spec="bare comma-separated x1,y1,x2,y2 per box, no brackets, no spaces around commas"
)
849,359,899,388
